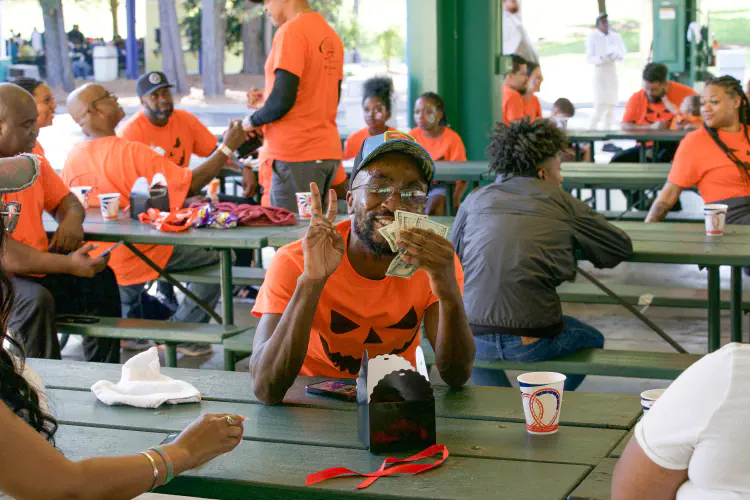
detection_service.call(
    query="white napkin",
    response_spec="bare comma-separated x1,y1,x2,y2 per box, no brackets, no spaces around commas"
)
91,347,201,408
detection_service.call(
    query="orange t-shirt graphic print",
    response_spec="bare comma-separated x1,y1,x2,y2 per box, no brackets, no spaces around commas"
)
252,220,465,378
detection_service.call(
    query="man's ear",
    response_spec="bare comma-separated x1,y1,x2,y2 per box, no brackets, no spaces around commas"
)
537,168,546,181
346,190,354,215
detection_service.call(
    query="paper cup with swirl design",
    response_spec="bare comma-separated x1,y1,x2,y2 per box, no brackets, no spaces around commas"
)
517,372,566,435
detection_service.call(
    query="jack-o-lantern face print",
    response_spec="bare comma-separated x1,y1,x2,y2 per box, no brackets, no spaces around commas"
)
317,307,422,376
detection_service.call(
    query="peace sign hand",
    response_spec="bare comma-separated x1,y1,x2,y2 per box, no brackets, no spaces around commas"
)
301,182,344,283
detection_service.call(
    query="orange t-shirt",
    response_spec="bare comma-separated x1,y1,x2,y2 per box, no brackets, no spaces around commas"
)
523,95,543,121
342,126,396,160
408,127,467,162
262,12,344,163
668,126,750,203
502,85,527,124
622,81,697,126
118,109,218,167
3,143,70,253
252,219,465,378
671,114,703,130
61,136,193,286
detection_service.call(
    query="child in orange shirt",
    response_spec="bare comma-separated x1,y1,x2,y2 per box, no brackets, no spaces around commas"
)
671,95,703,130
342,76,396,159
409,92,467,215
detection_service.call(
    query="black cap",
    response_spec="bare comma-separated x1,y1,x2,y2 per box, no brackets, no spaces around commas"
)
596,12,608,23
350,131,435,189
136,71,174,98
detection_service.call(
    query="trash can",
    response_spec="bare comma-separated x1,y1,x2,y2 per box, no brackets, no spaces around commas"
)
93,45,119,82
716,49,747,84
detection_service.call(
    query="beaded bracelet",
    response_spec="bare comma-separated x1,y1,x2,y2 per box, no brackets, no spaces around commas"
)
139,451,159,491
149,446,174,485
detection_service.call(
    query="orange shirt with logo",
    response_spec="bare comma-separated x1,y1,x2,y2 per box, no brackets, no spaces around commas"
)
622,81,697,126
252,219,465,378
342,126,396,160
502,85,527,124
262,12,344,163
118,109,218,168
668,126,750,203
61,137,193,286
408,127,467,162
3,142,70,254
523,95,543,121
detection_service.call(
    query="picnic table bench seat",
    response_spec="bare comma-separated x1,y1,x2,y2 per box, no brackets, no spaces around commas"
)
156,264,266,286
558,282,750,312
56,317,250,367
420,341,700,380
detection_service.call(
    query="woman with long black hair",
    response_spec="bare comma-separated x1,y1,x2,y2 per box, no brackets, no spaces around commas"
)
0,158,246,498
646,76,750,222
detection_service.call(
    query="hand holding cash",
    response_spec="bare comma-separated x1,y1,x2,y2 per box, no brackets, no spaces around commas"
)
377,210,451,279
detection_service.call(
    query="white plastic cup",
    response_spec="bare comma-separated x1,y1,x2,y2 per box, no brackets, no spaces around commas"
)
295,192,313,219
640,388,666,413
517,372,567,435
98,193,121,221
704,203,728,236
70,186,92,209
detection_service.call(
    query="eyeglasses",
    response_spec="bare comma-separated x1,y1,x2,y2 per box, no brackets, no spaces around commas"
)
88,92,117,113
351,184,428,207
1,202,21,234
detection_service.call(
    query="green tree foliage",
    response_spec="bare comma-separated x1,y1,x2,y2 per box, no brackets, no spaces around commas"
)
376,27,403,72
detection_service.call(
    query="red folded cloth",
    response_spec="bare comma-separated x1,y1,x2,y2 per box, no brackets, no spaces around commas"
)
190,202,297,226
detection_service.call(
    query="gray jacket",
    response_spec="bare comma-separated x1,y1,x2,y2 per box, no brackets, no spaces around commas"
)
451,176,633,337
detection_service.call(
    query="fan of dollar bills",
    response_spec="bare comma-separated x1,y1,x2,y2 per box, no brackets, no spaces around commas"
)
377,210,449,279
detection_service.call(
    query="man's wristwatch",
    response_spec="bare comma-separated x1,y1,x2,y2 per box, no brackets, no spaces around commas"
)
219,143,234,157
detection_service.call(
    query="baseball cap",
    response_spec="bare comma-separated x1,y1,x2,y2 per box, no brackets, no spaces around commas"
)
0,154,39,194
136,71,174,98
350,131,435,188
596,12,608,23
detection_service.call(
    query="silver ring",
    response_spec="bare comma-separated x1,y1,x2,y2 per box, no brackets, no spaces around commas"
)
225,416,235,425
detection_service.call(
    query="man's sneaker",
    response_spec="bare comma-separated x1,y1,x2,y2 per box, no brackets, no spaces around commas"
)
176,343,213,357
121,339,156,351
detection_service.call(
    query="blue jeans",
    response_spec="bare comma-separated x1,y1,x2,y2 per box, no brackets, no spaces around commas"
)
472,316,605,391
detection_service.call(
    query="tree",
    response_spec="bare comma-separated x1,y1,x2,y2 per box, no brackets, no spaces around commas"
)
73,0,120,39
201,0,225,97
376,28,403,72
597,0,606,14
39,0,74,91
158,0,189,94
239,0,264,74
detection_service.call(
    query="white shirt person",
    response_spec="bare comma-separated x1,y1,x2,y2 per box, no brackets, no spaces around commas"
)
585,13,627,130
502,0,538,64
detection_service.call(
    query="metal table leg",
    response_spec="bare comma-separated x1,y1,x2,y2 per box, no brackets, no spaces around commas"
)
708,266,721,352
731,266,743,343
605,190,611,211
446,184,455,216
589,141,595,163
220,249,236,371
639,146,646,163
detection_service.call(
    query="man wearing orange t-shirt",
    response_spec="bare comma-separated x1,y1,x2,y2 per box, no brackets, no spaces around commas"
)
0,83,121,362
613,63,697,163
63,83,247,357
244,0,344,213
250,132,475,405
502,55,531,124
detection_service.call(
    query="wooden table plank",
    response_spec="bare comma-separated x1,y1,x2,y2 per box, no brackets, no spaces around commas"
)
48,388,626,466
609,428,635,458
568,458,617,500
30,359,642,429
56,424,592,500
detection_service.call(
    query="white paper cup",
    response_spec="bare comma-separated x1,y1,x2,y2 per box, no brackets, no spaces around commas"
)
98,193,121,221
517,372,566,435
640,388,666,413
295,192,313,219
704,203,728,236
70,186,92,209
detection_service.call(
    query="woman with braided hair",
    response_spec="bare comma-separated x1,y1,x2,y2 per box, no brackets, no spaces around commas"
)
646,75,750,223
0,159,247,498
451,118,632,391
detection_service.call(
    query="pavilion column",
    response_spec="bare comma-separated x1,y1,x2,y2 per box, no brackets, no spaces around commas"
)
125,0,139,79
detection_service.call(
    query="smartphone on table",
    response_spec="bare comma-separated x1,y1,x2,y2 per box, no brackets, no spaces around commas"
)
305,380,357,402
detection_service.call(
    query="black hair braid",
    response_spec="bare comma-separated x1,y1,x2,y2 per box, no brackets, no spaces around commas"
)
486,118,568,177
362,76,394,113
418,92,448,127
704,75,750,183
0,218,58,444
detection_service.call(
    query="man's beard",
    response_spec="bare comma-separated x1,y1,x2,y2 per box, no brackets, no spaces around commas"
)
647,94,663,104
147,106,173,122
352,210,396,258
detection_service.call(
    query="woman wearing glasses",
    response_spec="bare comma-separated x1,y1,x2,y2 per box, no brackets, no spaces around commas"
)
0,156,246,499
451,118,632,391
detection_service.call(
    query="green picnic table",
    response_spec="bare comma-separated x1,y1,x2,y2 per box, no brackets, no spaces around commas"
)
32,359,642,499
566,129,688,162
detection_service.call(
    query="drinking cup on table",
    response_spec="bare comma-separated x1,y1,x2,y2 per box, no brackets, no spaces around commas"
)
295,192,313,219
640,388,666,413
98,193,121,221
704,204,728,236
517,372,566,435
70,186,92,209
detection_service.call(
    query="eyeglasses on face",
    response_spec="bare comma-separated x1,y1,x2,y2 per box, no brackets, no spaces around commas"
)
350,184,428,206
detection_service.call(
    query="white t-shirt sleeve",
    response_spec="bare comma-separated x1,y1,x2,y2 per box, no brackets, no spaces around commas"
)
635,345,734,470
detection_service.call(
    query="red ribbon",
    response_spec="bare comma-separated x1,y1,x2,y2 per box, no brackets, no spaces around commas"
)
305,444,449,489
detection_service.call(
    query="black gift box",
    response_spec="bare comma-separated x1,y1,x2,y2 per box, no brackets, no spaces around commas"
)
357,349,436,453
